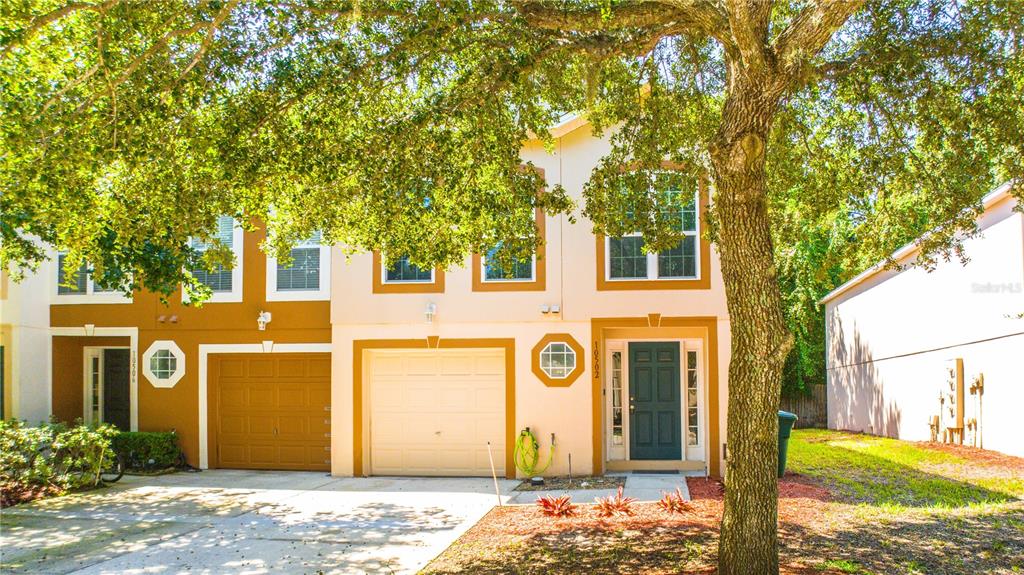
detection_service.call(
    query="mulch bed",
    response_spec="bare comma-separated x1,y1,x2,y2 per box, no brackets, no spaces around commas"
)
919,440,1024,472
513,475,626,492
424,475,841,575
0,480,65,508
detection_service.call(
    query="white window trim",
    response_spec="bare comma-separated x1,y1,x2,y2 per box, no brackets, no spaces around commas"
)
480,253,536,283
184,219,244,304
142,340,186,388
381,256,435,284
604,189,701,282
539,341,577,380
266,242,331,301
52,252,133,305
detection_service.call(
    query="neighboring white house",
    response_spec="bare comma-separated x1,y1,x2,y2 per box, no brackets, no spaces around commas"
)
822,184,1023,458
0,264,53,424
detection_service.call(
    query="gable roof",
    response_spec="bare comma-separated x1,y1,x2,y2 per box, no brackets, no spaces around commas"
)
819,182,1016,306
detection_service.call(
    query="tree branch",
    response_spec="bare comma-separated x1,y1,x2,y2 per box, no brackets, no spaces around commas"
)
1,0,119,58
512,0,729,42
177,0,239,81
723,0,773,71
773,0,866,73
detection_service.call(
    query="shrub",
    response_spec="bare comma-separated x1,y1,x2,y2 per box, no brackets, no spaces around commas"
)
536,494,577,517
594,486,636,517
112,431,181,471
0,419,118,495
657,487,692,514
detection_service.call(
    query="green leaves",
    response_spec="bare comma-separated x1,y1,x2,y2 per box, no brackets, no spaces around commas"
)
0,0,1019,306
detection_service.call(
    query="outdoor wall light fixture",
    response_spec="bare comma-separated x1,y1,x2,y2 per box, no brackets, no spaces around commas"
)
424,302,437,323
257,310,272,331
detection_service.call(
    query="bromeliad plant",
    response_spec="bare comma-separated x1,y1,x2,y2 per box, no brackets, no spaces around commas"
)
513,427,554,478
595,486,637,518
658,487,692,515
536,495,577,517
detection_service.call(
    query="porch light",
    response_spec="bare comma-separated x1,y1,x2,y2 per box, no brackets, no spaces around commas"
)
257,310,272,331
424,302,437,323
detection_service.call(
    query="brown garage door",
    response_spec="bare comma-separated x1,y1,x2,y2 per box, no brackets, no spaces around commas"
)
209,353,330,471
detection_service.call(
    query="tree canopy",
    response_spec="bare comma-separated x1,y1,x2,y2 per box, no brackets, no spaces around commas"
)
3,1,1019,296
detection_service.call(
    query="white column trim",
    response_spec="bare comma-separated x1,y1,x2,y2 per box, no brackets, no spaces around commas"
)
197,342,332,469
49,326,139,431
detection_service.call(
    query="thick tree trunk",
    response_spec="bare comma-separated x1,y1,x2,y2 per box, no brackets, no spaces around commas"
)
711,83,793,575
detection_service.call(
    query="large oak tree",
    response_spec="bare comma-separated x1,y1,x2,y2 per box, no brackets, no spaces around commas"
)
2,1,1021,572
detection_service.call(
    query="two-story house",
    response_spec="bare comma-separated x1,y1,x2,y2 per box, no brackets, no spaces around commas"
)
2,116,731,478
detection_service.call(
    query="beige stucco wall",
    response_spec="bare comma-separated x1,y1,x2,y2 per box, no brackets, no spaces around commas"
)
330,124,732,477
825,193,1024,457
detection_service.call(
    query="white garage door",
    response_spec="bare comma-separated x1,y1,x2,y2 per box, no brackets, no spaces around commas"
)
369,348,506,476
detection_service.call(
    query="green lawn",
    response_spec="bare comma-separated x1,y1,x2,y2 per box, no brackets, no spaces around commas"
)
788,429,1024,508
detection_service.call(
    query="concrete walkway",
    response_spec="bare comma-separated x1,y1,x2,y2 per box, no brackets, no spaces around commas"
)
0,470,518,575
506,472,697,504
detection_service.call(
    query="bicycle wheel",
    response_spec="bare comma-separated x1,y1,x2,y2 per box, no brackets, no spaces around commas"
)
100,452,125,483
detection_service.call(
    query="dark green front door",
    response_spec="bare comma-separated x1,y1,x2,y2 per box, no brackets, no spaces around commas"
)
103,349,131,431
629,342,681,460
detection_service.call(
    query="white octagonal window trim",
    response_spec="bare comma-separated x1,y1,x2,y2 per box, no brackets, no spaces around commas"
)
539,341,577,379
142,340,185,388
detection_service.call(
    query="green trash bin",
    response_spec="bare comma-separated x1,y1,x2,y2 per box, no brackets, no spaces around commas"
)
777,411,798,478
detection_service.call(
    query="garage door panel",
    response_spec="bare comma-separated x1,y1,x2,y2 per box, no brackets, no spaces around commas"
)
278,358,307,377
441,356,474,375
220,388,247,409
213,353,330,471
219,359,245,378
248,359,275,377
406,356,438,375
439,387,473,410
369,349,505,477
249,388,275,408
247,415,275,435
309,358,331,377
278,415,308,436
476,355,505,375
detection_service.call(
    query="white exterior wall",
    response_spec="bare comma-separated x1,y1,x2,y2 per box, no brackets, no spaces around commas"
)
825,193,1024,457
331,125,732,477
1,261,53,423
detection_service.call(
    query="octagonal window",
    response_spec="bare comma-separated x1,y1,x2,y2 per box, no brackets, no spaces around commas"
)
540,342,576,379
149,349,178,380
142,340,185,388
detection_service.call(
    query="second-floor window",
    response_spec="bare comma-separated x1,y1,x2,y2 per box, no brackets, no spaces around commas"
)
188,215,243,302
54,253,130,303
57,254,120,294
482,244,534,282
384,256,434,283
267,231,331,301
607,188,699,281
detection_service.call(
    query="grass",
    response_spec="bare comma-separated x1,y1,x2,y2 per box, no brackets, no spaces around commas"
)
788,429,1024,508
423,429,1024,575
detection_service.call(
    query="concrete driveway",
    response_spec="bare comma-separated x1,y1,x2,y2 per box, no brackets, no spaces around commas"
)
0,470,519,575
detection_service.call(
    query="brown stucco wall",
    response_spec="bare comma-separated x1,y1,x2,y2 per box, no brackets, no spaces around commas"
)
50,222,331,466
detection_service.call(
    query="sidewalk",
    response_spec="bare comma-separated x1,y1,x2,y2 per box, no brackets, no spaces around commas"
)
506,472,700,504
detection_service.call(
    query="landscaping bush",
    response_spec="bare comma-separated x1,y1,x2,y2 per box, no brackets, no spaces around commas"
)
0,419,118,506
111,431,181,471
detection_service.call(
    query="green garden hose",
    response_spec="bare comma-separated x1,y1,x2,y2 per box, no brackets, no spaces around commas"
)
513,427,555,477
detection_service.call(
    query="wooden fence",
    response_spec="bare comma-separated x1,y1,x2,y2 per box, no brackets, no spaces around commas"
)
780,384,827,429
